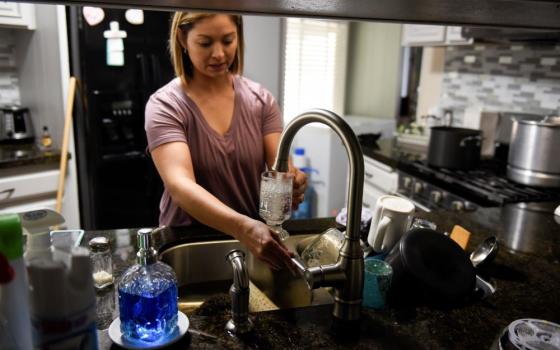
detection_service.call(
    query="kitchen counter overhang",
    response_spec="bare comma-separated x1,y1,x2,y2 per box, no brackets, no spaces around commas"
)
31,0,560,30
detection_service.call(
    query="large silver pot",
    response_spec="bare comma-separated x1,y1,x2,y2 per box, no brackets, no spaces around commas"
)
507,115,560,187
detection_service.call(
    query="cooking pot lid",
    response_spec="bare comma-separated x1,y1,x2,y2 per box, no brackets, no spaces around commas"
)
513,115,560,127
400,228,476,301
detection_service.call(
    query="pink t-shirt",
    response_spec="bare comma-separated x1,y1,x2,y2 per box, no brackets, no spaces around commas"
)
145,76,283,227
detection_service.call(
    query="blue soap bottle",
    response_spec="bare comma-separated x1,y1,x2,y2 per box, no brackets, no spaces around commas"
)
118,228,178,343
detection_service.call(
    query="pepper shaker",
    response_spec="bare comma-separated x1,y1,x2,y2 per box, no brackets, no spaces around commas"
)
88,237,114,289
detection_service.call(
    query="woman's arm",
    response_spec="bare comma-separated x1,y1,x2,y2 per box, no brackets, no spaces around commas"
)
263,133,307,209
151,141,294,270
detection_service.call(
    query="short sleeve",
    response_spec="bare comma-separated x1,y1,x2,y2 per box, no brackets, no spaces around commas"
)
261,89,283,136
145,89,189,152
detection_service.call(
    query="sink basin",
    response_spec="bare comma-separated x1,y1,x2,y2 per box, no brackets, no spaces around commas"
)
159,233,333,313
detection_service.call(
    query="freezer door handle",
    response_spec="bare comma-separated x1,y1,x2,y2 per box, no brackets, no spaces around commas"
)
0,188,15,202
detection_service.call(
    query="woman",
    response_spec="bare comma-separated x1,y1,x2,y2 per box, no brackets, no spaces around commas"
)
145,12,307,271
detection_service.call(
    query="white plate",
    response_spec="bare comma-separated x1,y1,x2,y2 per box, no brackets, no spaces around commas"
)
108,311,189,349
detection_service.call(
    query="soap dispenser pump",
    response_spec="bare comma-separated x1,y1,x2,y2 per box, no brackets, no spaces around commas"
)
117,228,178,343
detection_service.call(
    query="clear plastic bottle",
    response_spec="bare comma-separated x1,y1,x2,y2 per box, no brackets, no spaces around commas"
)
118,228,178,343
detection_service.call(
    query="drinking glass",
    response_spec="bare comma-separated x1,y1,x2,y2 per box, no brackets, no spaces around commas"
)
259,170,293,240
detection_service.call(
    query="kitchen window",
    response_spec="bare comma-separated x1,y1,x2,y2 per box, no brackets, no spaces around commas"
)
281,18,348,123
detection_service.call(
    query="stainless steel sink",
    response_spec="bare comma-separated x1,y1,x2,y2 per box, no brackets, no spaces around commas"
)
159,233,333,313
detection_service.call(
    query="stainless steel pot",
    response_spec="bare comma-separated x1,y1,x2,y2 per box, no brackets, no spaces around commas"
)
427,127,482,170
507,115,560,187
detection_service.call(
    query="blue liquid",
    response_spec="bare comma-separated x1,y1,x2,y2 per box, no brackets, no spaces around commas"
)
118,284,178,342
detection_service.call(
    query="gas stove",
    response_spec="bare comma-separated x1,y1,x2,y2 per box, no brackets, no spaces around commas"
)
396,160,560,212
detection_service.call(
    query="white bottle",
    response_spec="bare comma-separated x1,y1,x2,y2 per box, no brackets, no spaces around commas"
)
0,214,34,350
292,147,309,170
27,246,98,349
103,21,127,66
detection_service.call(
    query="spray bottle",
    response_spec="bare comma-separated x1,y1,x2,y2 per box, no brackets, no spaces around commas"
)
0,213,34,350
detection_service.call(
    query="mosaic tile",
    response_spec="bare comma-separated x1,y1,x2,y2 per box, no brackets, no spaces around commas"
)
441,44,560,116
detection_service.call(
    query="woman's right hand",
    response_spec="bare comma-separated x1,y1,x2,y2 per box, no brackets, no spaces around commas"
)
235,218,295,271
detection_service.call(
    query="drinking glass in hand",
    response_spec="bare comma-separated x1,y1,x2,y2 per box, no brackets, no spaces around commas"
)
259,170,293,240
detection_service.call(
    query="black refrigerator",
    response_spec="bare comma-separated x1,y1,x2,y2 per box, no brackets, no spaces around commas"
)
67,7,174,229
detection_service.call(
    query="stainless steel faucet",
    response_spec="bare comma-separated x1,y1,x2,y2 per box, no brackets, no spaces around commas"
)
225,249,253,334
272,108,365,321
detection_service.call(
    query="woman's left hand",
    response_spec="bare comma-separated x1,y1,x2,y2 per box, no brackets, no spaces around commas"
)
289,166,307,210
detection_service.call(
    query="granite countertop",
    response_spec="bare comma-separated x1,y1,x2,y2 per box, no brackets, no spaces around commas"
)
86,205,560,349
0,143,62,169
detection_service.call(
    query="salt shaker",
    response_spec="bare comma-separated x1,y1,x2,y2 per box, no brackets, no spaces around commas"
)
89,237,114,289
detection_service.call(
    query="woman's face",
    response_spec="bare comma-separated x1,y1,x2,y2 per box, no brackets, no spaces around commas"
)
183,15,238,79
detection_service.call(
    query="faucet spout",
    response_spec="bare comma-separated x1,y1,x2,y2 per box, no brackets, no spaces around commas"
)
273,109,365,321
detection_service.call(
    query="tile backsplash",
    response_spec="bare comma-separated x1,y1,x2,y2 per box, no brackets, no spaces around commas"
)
440,44,560,125
0,30,21,106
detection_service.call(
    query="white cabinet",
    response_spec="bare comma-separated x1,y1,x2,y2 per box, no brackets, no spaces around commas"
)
0,2,35,29
0,168,59,214
445,26,470,44
402,24,472,46
361,157,398,209
402,25,446,46
362,184,382,210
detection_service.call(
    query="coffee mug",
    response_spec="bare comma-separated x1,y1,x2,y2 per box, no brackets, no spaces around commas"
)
367,195,415,253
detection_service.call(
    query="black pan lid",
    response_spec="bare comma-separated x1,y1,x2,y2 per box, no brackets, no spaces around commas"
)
400,228,476,302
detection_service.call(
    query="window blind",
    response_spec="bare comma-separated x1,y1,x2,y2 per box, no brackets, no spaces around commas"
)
282,18,348,123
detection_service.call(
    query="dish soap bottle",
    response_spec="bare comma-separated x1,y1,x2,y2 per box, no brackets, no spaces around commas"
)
118,228,178,343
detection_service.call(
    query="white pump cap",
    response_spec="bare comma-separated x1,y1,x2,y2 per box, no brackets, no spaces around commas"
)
103,21,127,39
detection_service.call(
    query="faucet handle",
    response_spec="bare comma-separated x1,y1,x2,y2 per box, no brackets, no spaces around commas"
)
291,256,306,276
290,255,316,290
291,255,345,290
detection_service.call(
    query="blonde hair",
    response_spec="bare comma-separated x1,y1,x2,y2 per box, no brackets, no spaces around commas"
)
169,12,244,84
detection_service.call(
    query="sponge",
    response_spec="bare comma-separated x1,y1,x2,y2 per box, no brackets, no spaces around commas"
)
450,225,471,250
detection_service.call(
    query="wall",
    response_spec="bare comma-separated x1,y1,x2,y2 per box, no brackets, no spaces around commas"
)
0,30,20,105
12,4,80,229
416,47,445,119
243,15,282,102
440,43,560,123
16,6,65,147
345,22,402,119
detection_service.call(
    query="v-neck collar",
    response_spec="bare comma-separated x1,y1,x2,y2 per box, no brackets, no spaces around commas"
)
180,75,240,140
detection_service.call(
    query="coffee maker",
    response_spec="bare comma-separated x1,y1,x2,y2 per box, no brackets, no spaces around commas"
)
0,105,35,143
